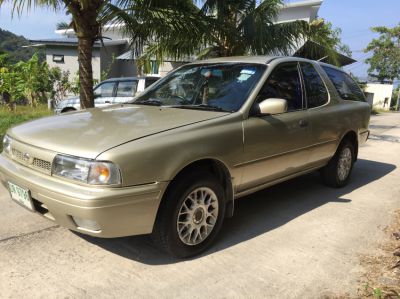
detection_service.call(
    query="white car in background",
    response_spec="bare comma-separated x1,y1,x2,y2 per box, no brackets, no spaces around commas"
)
55,76,160,114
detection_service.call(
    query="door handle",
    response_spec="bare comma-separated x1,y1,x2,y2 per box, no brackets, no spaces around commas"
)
105,101,111,104
299,120,309,128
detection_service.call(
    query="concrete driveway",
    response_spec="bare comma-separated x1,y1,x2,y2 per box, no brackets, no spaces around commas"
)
1,113,400,298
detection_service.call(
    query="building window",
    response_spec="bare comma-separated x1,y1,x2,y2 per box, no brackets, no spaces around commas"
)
151,61,159,74
52,54,64,63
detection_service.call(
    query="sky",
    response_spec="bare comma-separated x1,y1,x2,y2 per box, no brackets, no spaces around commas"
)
0,0,399,79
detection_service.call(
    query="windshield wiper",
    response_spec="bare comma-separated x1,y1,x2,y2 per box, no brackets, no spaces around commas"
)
170,104,232,112
131,99,162,106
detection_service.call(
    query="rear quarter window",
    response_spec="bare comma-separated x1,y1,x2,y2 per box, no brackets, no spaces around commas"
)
300,62,329,108
322,66,366,102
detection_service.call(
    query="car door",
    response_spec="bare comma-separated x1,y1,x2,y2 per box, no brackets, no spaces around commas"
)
94,81,116,107
300,62,340,166
240,62,312,191
113,80,138,104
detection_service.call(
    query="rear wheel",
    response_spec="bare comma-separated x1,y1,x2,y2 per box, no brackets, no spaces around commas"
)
152,172,225,258
321,140,355,188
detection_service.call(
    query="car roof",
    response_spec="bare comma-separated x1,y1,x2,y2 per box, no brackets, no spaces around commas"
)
102,76,161,83
188,55,281,65
187,55,343,69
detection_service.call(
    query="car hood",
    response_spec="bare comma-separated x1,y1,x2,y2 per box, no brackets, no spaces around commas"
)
9,105,229,159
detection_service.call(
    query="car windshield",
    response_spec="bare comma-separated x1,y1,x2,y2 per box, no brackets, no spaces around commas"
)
131,63,266,112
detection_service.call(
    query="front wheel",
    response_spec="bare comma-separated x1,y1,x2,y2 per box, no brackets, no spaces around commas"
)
321,140,355,188
152,172,226,258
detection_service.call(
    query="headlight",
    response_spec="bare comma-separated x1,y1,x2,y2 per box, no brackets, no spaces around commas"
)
2,135,12,155
52,155,121,185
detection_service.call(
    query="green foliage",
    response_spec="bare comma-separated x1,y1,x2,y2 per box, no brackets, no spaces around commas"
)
392,87,399,109
0,53,74,107
56,21,70,30
365,24,400,83
49,67,72,105
129,1,350,69
0,104,52,151
70,71,99,95
0,53,51,106
308,18,352,63
132,0,310,66
13,53,53,106
0,27,41,63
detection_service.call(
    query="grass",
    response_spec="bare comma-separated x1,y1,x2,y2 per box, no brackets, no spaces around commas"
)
0,104,52,152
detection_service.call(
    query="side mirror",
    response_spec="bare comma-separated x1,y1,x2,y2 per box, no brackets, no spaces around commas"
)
257,98,288,115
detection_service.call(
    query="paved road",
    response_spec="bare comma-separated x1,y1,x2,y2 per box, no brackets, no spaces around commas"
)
1,113,400,298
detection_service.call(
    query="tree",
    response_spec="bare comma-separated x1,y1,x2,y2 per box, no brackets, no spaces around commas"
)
0,0,203,108
365,24,400,83
0,53,72,109
49,67,72,107
134,0,309,64
133,1,347,68
308,19,352,58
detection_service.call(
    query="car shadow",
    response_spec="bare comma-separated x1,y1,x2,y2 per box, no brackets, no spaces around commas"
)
75,159,396,265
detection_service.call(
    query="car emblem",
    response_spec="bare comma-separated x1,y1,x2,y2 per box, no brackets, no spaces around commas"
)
23,153,30,161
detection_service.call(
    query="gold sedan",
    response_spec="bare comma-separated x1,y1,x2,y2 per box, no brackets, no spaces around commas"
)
0,56,370,258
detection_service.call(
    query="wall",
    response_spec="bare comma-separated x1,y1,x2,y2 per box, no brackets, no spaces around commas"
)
46,46,101,96
46,46,101,81
100,45,132,79
364,83,394,110
275,1,321,23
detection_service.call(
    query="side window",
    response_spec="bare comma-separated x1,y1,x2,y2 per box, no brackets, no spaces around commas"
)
257,62,303,111
300,63,329,108
94,82,115,98
116,81,138,97
145,78,159,88
322,66,366,102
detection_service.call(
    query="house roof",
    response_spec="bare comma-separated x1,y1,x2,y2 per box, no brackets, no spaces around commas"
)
282,0,323,9
29,38,127,48
293,40,356,67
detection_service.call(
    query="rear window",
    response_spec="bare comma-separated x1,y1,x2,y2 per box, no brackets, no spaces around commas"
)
322,66,366,102
116,81,137,97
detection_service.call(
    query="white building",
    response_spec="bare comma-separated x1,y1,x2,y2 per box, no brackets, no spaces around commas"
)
29,0,354,85
364,83,394,110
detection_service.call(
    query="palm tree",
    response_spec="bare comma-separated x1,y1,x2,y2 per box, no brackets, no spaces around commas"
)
133,1,350,68
134,0,310,64
0,0,204,108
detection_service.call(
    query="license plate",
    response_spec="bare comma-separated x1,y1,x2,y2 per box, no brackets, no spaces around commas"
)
8,182,34,211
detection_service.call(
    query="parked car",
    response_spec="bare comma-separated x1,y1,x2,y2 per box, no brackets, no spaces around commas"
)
54,76,160,114
0,56,370,258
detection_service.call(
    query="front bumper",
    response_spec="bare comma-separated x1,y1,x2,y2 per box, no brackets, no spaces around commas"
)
0,154,167,238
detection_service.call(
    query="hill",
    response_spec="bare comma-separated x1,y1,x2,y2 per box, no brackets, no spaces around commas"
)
0,28,37,63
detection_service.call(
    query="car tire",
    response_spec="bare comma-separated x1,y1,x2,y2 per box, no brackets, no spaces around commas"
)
321,139,355,188
152,171,226,258
61,108,76,113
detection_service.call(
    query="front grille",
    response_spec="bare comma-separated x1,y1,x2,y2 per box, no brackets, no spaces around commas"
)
11,148,52,174
32,158,52,172
12,148,29,163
